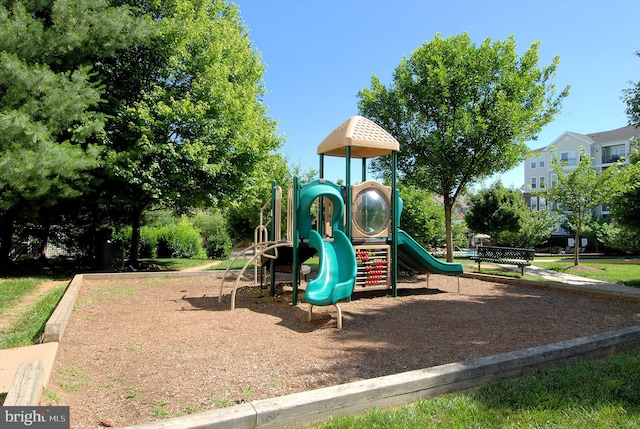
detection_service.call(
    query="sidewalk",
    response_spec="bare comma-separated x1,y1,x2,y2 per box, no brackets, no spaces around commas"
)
519,265,640,299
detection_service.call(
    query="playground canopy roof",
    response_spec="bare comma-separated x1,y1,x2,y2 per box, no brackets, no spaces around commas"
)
317,116,400,158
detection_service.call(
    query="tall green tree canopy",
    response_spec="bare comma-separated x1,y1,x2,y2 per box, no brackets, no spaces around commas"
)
358,33,568,261
465,181,528,245
96,0,282,264
0,0,151,262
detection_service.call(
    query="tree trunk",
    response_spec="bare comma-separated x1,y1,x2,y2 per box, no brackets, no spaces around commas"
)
128,201,152,268
128,209,142,268
444,197,454,262
37,221,51,261
574,226,580,266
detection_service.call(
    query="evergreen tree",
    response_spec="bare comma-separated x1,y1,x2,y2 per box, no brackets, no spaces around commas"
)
0,0,151,263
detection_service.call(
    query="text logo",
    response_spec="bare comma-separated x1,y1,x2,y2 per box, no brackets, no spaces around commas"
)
1,407,70,429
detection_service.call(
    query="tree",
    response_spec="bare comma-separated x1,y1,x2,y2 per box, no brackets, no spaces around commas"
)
0,0,151,263
501,209,559,249
225,153,297,242
610,141,640,225
598,221,640,254
465,181,528,245
538,148,614,265
599,52,640,255
597,51,640,255
96,0,282,266
398,184,447,249
623,51,640,126
358,33,568,261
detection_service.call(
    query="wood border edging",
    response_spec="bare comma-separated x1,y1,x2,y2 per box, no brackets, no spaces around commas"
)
121,325,640,429
83,271,221,280
3,361,44,406
42,275,83,343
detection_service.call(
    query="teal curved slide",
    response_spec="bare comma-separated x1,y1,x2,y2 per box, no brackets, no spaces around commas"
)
396,229,463,275
305,229,357,306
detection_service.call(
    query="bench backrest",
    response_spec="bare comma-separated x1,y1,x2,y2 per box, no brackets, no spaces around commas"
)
477,246,535,261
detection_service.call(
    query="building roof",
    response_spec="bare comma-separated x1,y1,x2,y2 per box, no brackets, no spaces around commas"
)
533,124,640,152
317,116,400,158
578,124,640,144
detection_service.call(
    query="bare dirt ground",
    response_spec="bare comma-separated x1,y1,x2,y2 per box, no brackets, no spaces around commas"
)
43,272,640,428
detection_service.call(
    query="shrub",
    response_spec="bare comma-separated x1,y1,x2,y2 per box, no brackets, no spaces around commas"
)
156,218,206,259
139,226,159,258
193,211,232,259
205,232,231,259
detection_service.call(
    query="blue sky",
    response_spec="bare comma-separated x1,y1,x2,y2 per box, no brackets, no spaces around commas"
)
235,0,639,189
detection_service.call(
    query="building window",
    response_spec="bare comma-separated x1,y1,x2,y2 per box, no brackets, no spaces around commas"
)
530,157,537,168
530,177,537,189
550,174,557,188
539,155,545,168
560,151,576,165
539,176,545,189
539,197,546,210
531,198,538,210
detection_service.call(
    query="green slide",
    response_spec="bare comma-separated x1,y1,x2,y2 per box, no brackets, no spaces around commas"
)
396,229,463,275
304,229,357,306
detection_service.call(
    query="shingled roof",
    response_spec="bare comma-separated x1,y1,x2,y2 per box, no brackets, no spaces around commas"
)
578,124,640,144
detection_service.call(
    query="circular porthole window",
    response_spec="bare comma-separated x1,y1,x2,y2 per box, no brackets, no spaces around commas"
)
353,188,390,237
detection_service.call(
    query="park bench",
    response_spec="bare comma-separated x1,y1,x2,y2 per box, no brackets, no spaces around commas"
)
471,246,535,276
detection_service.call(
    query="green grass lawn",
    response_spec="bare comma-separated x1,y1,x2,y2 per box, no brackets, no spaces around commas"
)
457,257,640,288
0,283,66,349
533,260,640,288
312,345,640,428
457,258,553,282
0,277,43,314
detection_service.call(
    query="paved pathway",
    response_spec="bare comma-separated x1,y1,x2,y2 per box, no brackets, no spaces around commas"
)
179,261,223,272
520,265,640,299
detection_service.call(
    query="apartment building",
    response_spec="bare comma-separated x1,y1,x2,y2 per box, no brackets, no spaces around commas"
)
524,124,639,214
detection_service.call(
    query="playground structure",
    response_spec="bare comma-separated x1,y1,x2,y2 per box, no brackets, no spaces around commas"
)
220,116,463,327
